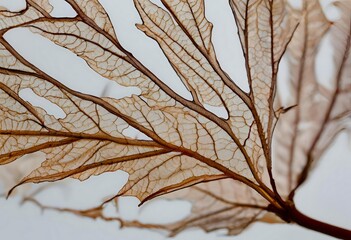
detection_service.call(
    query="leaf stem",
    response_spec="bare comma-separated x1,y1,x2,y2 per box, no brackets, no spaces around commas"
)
288,204,351,239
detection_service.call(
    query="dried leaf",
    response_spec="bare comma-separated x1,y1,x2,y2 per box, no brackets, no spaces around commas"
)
0,0,264,205
134,0,273,184
274,0,331,196
164,179,271,236
1,0,351,237
323,0,351,145
230,0,299,136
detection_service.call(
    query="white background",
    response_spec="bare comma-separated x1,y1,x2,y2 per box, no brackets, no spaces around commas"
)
0,0,351,239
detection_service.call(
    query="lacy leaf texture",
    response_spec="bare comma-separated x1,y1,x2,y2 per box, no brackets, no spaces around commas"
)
0,0,350,236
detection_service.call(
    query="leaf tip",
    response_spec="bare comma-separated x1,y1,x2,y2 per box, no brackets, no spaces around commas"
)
6,183,21,199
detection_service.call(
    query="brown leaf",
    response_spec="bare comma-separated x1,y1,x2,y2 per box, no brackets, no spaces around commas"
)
65,0,117,39
0,0,266,206
160,0,216,58
163,178,271,236
230,0,299,136
273,0,351,198
2,0,350,237
324,0,351,144
273,0,331,196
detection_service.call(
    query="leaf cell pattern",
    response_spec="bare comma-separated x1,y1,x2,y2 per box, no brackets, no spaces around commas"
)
0,0,350,236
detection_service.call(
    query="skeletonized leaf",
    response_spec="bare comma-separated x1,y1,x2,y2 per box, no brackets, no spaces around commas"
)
274,0,351,196
1,0,350,237
19,0,271,180
65,0,117,39
134,0,270,185
328,0,351,128
27,0,53,14
0,0,266,205
163,178,273,236
21,178,275,236
312,0,351,163
273,0,331,196
135,0,233,107
230,0,298,137
160,0,216,58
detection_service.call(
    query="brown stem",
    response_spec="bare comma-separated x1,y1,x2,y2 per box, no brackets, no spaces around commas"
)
289,205,351,239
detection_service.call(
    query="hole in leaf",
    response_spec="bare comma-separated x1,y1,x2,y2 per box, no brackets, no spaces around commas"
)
4,28,140,99
205,0,249,92
48,0,77,18
320,0,342,21
101,82,141,100
204,104,229,119
277,56,291,106
99,0,193,101
287,0,302,9
19,88,66,119
0,0,25,11
315,33,334,89
122,126,151,140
